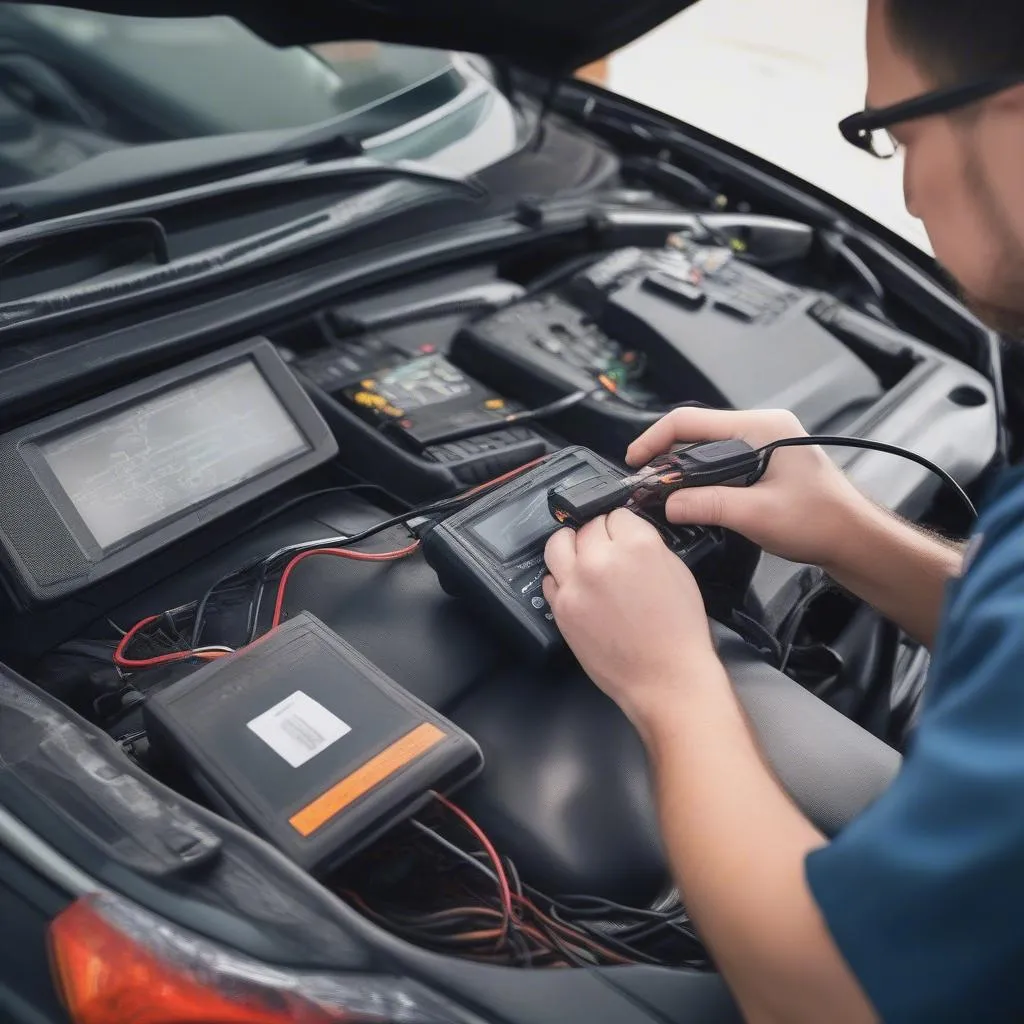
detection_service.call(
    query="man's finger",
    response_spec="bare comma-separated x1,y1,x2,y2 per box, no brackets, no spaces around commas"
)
626,407,741,467
577,513,613,548
543,526,578,583
541,574,559,606
605,506,659,542
665,486,739,530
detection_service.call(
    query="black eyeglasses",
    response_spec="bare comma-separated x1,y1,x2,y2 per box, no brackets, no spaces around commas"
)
839,74,1024,158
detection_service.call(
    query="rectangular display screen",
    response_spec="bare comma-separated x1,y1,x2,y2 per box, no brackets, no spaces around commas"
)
470,463,600,562
39,360,310,550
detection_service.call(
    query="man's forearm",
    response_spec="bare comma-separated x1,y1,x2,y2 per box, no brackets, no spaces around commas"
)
638,660,877,1024
821,500,964,647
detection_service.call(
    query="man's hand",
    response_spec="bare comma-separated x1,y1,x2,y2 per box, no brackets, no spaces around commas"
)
627,406,870,567
628,405,964,646
543,508,719,733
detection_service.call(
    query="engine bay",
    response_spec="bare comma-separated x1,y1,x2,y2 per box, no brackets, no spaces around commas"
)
0,208,999,972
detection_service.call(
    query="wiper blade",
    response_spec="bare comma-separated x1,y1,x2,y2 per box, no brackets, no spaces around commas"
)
0,120,481,225
0,177,473,331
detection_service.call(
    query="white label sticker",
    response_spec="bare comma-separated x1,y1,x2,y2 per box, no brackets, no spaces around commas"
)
246,691,351,768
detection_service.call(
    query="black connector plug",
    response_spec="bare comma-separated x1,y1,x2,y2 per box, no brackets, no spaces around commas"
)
547,439,764,529
548,476,631,529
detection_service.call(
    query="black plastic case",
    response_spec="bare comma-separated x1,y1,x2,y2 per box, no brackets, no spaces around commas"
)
144,613,483,876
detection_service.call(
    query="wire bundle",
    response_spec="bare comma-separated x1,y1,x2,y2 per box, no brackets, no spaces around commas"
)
341,793,709,970
112,459,548,674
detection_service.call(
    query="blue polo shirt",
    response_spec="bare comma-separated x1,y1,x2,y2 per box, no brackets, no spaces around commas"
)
807,466,1024,1023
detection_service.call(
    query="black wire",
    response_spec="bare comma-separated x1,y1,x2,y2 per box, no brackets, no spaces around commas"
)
534,889,686,924
757,435,978,520
248,484,399,532
546,907,665,966
194,463,544,648
420,390,593,448
409,820,500,887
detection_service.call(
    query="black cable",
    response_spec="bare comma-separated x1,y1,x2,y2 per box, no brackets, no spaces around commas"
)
409,820,500,887
191,484,399,646
757,435,978,520
420,389,593,448
194,462,546,648
248,484,398,532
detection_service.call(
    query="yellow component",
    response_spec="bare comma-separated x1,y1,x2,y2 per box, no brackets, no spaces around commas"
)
382,404,405,418
598,373,618,393
353,391,387,408
484,398,506,411
730,238,748,252
360,379,377,390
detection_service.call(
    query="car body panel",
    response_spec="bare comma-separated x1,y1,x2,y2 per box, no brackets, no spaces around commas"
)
16,0,699,74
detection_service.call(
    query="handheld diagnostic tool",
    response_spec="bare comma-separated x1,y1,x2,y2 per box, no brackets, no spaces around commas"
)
420,447,720,660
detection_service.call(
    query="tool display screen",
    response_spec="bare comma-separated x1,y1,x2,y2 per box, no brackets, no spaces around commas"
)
469,463,599,561
39,360,310,549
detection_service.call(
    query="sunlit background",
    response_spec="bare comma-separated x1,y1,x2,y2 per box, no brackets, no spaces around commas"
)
602,0,931,254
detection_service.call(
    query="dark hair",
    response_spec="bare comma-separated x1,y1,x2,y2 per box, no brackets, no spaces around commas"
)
887,0,1024,84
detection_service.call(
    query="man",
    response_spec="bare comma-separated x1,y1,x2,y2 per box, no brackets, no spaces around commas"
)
542,2,1024,1021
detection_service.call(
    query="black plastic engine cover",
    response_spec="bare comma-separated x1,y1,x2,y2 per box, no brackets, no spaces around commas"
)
600,274,883,432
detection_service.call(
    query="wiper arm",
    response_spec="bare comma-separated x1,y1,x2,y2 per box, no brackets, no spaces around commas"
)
0,177,471,331
0,120,483,226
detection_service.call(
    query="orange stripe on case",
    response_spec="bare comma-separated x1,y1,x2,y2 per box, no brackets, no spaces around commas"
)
289,722,446,837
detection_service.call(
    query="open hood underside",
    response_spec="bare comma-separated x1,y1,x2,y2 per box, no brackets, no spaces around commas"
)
28,0,698,75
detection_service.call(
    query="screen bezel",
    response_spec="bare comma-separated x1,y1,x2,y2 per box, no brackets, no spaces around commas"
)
0,338,336,601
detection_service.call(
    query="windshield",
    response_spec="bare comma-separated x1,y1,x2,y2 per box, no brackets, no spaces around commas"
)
0,4,519,187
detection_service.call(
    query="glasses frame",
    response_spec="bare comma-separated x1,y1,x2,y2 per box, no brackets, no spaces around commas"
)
839,74,1024,158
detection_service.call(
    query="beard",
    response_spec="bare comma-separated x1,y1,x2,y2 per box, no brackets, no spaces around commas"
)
959,284,1024,339
953,147,1024,339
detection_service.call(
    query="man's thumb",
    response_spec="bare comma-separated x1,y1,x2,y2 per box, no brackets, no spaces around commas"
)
664,486,739,530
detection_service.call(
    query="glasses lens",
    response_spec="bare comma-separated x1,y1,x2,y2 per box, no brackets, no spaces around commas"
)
843,120,901,159
870,128,900,159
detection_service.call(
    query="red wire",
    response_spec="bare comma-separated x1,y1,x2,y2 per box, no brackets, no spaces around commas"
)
268,456,546,630
116,456,547,669
461,456,546,497
269,540,421,629
431,791,515,943
113,614,229,670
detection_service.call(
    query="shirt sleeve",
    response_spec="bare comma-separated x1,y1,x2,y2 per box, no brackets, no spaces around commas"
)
806,514,1024,1024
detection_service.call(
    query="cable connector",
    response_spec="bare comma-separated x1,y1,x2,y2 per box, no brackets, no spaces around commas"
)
548,440,762,528
405,515,437,539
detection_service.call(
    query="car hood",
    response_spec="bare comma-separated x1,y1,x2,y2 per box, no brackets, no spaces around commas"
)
28,0,698,75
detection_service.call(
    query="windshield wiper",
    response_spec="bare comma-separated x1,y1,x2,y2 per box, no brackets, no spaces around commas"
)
0,176,475,330
0,118,483,226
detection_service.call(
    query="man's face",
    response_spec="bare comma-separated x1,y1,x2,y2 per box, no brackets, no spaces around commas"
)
866,0,1024,336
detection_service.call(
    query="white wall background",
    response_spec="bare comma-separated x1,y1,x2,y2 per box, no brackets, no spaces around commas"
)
607,0,932,253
